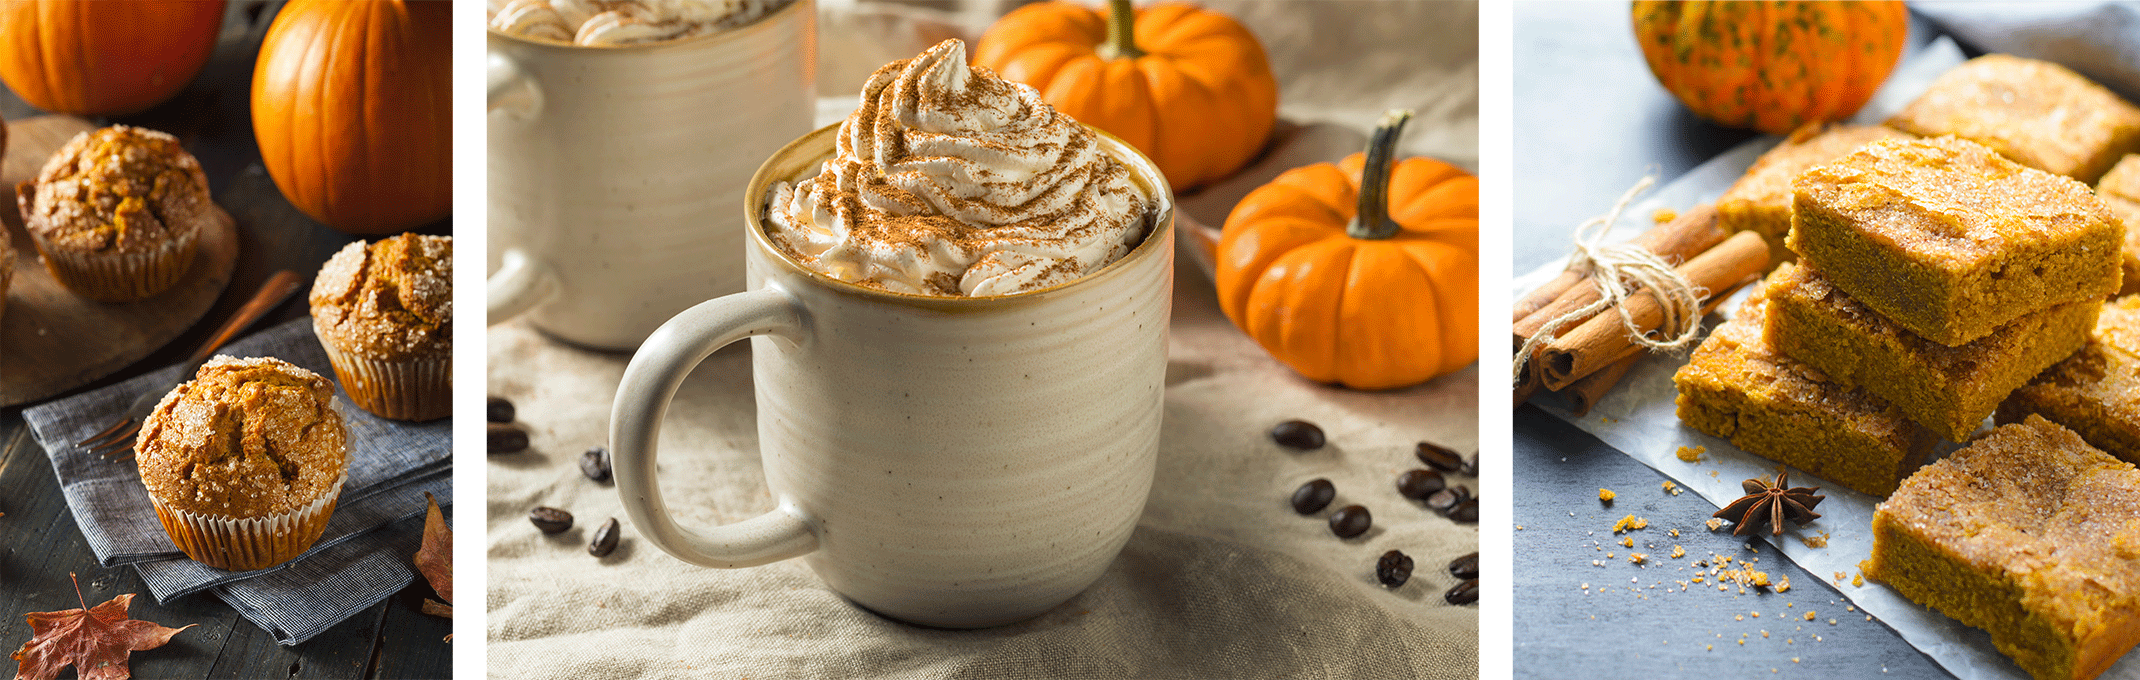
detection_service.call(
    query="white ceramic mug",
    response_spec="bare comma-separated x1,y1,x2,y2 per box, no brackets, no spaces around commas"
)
610,124,1175,628
485,1,815,350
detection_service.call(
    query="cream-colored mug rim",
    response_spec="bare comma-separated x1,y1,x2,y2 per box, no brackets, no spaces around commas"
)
743,123,1177,311
484,0,807,53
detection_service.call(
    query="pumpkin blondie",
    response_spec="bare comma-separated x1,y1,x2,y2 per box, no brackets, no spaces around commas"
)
2096,154,2140,296
1865,415,2140,680
1997,295,2140,464
1717,123,1913,267
1673,278,1937,496
1887,54,2140,184
1766,262,2100,441
1789,136,2122,346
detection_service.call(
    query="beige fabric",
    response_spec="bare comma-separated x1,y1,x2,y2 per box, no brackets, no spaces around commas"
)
485,260,1480,677
488,1,1478,677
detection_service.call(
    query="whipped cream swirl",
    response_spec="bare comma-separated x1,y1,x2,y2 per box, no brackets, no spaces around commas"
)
488,0,787,46
765,40,1159,297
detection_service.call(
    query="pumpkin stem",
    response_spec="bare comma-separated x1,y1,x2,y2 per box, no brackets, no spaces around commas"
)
1097,0,1145,61
1348,109,1413,241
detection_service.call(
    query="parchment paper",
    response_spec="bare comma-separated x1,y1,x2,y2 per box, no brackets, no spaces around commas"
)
1514,37,2140,680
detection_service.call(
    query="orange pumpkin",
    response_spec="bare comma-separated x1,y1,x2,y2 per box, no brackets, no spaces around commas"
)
974,0,1277,193
251,0,450,235
0,0,225,116
1633,1,1907,135
1216,111,1478,390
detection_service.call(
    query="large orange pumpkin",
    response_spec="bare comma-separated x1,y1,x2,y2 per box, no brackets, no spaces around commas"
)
974,0,1277,193
1632,1,1907,135
252,0,450,234
1216,111,1478,390
0,0,225,116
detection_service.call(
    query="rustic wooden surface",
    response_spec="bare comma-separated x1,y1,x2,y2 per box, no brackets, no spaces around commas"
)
0,1,451,678
2,116,242,406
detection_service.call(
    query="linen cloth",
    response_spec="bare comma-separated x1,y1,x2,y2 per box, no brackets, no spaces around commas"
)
23,317,454,644
1912,2,2140,101
486,266,1478,679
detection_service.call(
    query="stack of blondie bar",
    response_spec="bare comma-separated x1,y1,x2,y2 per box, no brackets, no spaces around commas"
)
1670,54,2140,680
1674,55,2140,497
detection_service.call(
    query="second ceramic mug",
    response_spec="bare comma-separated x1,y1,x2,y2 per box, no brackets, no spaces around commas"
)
610,124,1175,628
485,0,814,350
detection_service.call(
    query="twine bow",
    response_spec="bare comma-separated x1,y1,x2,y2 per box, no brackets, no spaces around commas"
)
1513,176,1707,385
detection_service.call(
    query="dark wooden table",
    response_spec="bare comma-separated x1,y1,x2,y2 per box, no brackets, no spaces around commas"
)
0,3,451,678
1511,2,1950,678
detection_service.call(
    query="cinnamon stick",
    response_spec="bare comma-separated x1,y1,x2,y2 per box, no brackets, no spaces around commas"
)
1514,370,1541,410
1561,274,1754,415
1563,353,1637,417
1539,230,1769,390
1513,204,1726,347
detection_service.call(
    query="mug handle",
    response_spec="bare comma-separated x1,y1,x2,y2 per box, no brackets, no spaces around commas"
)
487,50,539,117
610,286,821,568
486,249,558,325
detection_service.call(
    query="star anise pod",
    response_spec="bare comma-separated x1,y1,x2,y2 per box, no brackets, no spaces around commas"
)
1713,471,1824,537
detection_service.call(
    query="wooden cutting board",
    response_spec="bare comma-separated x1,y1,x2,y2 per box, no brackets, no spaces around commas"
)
0,115,238,406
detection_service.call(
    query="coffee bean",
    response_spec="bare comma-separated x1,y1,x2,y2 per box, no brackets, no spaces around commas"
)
590,518,619,557
1444,578,1479,605
1415,441,1464,472
528,507,573,534
1460,453,1478,477
1270,420,1326,450
1375,550,1414,588
1291,478,1335,514
1396,469,1445,499
486,396,515,423
1453,484,1473,504
1329,505,1371,538
1449,552,1479,580
488,423,529,454
581,446,612,483
1424,489,1460,513
1450,499,1478,523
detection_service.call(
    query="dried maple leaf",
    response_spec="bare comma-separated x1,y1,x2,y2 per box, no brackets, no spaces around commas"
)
11,574,193,680
413,492,452,618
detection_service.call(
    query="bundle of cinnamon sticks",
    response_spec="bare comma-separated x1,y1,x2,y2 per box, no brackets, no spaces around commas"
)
1513,205,1771,414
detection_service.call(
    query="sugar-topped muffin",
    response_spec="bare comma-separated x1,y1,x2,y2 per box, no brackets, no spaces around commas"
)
310,233,451,421
136,356,348,571
15,125,213,302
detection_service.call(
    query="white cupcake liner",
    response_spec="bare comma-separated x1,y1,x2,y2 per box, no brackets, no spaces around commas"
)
150,472,346,572
28,226,197,302
316,329,451,421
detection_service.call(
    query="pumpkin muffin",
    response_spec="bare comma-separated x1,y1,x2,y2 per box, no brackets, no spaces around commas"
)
1716,123,1913,267
136,356,348,572
309,233,451,421
1887,54,2140,184
1865,415,2140,680
2096,154,2140,296
15,126,213,302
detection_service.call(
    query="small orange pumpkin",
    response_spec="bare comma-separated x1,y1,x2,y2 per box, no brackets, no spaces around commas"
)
1632,1,1907,135
251,0,450,235
0,0,226,116
1216,111,1478,390
974,0,1277,193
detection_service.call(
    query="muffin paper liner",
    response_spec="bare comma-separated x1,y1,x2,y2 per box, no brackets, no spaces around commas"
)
316,331,451,422
149,472,346,573
28,227,198,303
